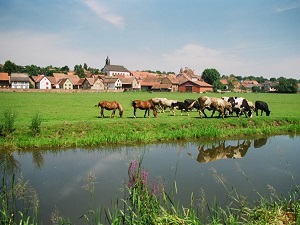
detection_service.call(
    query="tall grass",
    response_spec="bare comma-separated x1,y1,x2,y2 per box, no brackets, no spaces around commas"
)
0,160,39,225
0,108,17,137
29,113,42,136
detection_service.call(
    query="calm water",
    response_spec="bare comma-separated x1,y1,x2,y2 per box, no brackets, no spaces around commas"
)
4,134,300,224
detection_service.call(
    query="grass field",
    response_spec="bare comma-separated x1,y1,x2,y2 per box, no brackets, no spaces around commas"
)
0,91,299,149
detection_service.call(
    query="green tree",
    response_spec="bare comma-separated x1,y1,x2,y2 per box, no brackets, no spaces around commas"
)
61,65,70,73
201,68,221,85
3,60,17,75
83,63,88,71
276,77,298,93
25,64,39,76
74,64,85,78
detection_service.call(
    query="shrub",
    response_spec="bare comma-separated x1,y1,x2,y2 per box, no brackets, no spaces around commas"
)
0,108,17,137
29,113,42,136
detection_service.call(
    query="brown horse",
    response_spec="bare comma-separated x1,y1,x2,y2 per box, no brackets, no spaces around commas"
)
131,99,157,118
96,100,123,118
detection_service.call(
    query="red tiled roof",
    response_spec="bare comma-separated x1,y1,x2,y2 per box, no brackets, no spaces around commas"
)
152,83,172,89
0,72,9,81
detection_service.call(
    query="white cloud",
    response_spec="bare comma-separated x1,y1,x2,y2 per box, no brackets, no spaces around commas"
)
161,44,300,78
82,0,125,29
162,44,246,75
0,30,102,68
275,3,300,13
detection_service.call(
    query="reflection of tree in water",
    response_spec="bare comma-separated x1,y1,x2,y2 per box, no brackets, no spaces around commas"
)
196,139,252,163
0,152,20,174
32,151,44,169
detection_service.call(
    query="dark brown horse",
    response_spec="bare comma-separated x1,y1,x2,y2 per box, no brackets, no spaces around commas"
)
96,100,123,118
131,99,157,118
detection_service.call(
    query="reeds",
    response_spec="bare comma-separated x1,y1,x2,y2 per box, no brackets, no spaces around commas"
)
0,161,39,225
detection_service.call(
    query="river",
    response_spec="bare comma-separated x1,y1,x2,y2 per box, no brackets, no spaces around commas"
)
3,134,300,224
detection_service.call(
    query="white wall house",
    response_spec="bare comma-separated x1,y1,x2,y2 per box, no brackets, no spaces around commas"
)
103,77,122,90
35,75,52,89
91,77,105,90
58,78,73,89
10,73,30,89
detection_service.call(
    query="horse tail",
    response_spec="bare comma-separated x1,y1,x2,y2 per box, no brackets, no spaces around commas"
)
95,102,101,107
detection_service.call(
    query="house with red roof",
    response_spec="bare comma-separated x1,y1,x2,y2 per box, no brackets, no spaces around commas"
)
52,73,80,89
57,78,74,89
177,67,214,92
179,80,213,93
31,74,52,89
0,72,9,88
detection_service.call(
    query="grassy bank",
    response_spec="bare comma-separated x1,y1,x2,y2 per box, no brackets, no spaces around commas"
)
1,91,300,150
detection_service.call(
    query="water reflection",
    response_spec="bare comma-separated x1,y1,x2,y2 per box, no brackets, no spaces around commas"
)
0,152,20,174
195,139,252,163
254,137,268,148
2,135,300,225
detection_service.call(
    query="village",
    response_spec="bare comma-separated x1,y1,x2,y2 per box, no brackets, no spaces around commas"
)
0,56,287,93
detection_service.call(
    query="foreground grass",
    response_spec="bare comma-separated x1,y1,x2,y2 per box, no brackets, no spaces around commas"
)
1,91,300,150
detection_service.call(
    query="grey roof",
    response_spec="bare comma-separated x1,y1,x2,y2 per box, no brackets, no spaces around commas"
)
10,73,30,82
103,65,130,72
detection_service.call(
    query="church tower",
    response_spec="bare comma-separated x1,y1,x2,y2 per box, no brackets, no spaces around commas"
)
105,56,111,66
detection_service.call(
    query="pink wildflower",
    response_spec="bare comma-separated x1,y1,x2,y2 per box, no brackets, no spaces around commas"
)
140,169,148,184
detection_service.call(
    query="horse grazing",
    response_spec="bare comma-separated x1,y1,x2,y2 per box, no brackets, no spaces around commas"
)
96,100,123,118
131,99,157,118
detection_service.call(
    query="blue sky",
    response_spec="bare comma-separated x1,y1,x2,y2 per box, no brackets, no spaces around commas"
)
0,0,299,79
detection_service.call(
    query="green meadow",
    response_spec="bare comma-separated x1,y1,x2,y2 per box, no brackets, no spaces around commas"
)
0,91,299,150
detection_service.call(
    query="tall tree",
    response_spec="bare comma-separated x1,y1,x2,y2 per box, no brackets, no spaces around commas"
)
276,77,298,93
201,68,221,85
25,64,39,76
3,60,17,75
74,64,85,78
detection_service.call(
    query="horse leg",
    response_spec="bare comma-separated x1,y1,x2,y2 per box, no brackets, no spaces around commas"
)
111,109,116,118
101,108,104,118
133,108,137,118
144,109,149,118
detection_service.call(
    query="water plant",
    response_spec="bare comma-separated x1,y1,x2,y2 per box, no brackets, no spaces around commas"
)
0,161,39,225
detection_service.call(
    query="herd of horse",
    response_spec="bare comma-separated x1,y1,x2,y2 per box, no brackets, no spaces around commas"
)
96,96,270,118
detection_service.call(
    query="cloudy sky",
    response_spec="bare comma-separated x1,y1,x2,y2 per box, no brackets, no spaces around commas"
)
0,0,299,79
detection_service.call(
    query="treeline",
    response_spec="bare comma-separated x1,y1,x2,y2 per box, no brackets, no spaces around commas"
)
0,60,101,78
201,68,299,93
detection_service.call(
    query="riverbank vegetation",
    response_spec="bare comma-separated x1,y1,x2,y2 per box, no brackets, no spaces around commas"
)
1,91,300,150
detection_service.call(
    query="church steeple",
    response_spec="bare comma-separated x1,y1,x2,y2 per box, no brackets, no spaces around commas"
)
105,56,110,66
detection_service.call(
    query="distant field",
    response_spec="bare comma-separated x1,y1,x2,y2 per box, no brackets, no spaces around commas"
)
0,91,299,149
